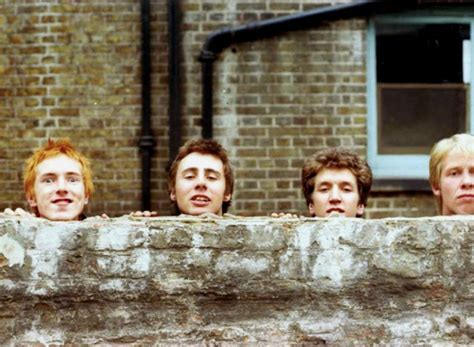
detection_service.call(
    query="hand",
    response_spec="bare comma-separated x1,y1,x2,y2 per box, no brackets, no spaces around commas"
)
1,208,35,218
86,213,110,220
177,212,221,219
129,210,158,217
270,212,299,218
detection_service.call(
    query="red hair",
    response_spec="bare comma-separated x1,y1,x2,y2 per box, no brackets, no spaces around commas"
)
24,139,94,211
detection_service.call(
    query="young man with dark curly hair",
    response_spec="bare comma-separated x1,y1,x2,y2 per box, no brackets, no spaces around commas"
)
301,147,372,218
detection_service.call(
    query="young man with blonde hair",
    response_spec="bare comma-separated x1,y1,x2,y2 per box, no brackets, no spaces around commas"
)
4,139,93,221
429,133,474,215
301,147,372,218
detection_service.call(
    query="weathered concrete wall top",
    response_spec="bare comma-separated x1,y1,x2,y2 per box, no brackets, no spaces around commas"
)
0,216,472,345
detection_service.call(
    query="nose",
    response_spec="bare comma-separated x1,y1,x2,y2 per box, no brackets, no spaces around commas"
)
194,174,208,190
329,187,342,203
461,171,474,189
56,177,68,192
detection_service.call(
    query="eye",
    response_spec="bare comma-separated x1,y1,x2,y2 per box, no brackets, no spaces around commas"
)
318,187,329,192
184,174,195,180
448,170,459,177
343,186,353,192
68,176,80,183
207,175,218,181
41,177,54,183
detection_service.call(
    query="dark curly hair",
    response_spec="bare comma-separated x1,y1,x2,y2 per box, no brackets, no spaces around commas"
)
301,147,372,207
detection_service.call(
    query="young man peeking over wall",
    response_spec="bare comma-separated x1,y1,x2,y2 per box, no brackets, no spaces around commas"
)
3,139,93,221
132,138,234,217
301,147,372,218
168,138,234,216
429,133,474,216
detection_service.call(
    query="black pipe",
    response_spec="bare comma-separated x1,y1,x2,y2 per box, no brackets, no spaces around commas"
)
139,0,155,211
198,0,421,138
199,50,216,139
168,0,182,160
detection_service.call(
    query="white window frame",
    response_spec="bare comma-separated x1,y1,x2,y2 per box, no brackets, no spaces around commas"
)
367,14,474,179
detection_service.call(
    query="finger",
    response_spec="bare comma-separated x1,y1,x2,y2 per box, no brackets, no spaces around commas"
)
14,208,28,216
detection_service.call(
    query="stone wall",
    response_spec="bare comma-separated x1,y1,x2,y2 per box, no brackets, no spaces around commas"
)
0,216,472,344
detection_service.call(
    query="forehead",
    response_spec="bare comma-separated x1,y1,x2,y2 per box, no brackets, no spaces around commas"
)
36,154,83,176
178,152,224,172
315,167,358,185
441,150,474,171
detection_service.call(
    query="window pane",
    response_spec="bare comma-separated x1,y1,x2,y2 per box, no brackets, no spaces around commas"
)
376,23,469,154
378,84,467,154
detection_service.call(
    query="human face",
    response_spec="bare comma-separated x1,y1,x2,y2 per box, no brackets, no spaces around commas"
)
27,154,88,221
309,168,364,218
170,152,230,216
432,151,474,215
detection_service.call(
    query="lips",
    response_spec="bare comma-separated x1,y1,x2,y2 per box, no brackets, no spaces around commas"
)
52,198,73,205
326,207,344,214
190,195,211,206
457,194,474,200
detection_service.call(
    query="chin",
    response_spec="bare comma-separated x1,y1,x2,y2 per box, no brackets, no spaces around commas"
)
43,212,80,221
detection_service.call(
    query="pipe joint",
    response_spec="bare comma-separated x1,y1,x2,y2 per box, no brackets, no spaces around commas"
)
139,135,156,151
198,50,217,62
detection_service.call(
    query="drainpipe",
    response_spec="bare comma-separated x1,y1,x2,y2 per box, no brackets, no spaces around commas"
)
198,0,420,139
168,0,182,161
139,0,155,211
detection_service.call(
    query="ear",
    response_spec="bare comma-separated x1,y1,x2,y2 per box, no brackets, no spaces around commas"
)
170,189,176,202
84,195,89,205
27,195,37,208
431,184,441,197
308,202,315,216
356,203,365,217
223,193,231,202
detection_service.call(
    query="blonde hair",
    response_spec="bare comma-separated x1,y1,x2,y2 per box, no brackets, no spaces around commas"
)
429,133,474,211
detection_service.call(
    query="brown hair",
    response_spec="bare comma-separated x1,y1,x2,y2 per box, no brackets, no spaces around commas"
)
24,139,94,215
168,138,234,213
301,147,372,207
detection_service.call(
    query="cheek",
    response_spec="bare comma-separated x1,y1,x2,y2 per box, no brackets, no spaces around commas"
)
440,178,457,193
35,186,51,198
175,180,191,194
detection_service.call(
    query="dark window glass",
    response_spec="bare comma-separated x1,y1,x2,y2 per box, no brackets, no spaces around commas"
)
376,23,469,154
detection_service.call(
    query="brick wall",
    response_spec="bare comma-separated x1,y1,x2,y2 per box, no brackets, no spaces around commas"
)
0,0,438,217
0,216,472,344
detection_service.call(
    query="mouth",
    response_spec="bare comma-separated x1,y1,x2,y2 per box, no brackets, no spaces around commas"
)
190,195,211,206
326,208,345,214
52,198,73,205
457,194,474,200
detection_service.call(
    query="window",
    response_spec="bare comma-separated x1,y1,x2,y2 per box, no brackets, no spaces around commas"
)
367,13,474,179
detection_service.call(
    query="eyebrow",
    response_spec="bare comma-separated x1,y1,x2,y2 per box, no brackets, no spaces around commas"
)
181,168,221,176
39,172,82,178
317,180,355,186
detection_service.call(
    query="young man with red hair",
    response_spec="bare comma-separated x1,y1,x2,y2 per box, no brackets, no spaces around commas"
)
4,139,93,221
